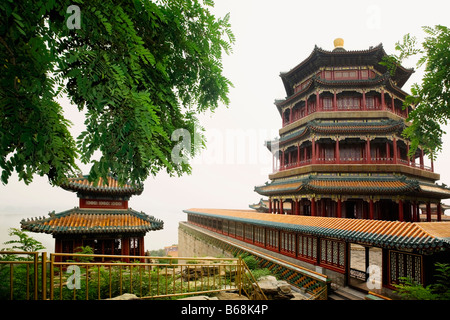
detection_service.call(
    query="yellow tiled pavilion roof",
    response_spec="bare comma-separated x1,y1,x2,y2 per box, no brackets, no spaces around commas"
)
21,208,163,234
184,208,450,250
255,174,419,196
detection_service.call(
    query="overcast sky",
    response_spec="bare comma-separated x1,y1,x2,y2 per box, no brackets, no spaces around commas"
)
1,0,450,251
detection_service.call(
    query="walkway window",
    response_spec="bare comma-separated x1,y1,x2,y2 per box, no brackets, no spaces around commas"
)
298,234,317,262
267,229,279,250
254,226,265,246
389,250,422,286
320,239,345,271
280,231,296,256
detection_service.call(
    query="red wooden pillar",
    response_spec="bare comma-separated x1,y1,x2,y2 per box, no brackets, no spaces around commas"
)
437,202,442,222
312,138,316,164
321,199,326,217
333,91,337,111
311,197,317,216
316,91,321,112
386,140,391,161
393,137,398,163
269,198,272,213
296,199,300,215
55,238,62,254
362,91,366,110
398,199,404,222
426,201,431,222
122,237,130,262
297,144,300,167
412,201,417,222
305,97,309,114
366,138,371,163
335,138,340,164
139,237,145,257
381,90,386,110
337,198,342,218
316,141,320,162
280,199,284,214
369,199,374,220
54,239,62,262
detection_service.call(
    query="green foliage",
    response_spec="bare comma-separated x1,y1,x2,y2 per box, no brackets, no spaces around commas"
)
0,261,42,300
394,263,450,300
250,268,273,281
382,25,450,159
1,228,45,254
241,254,259,270
0,0,234,186
0,228,46,299
71,246,94,263
147,248,166,257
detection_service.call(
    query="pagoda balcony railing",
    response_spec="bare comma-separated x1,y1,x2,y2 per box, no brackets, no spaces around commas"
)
282,106,407,128
340,157,366,163
371,157,393,163
316,157,337,163
278,157,433,172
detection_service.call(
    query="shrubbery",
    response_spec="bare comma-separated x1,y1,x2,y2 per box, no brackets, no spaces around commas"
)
239,253,277,281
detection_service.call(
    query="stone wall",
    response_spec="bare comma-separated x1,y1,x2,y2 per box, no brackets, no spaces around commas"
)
178,224,233,258
178,223,342,284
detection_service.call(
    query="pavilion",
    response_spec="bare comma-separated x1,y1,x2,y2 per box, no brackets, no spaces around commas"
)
21,174,163,260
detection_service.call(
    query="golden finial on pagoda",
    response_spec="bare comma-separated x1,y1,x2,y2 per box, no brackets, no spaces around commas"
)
333,38,346,52
334,38,344,48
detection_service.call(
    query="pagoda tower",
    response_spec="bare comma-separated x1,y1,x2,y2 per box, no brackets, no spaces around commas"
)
181,40,450,296
21,175,163,260
254,39,450,222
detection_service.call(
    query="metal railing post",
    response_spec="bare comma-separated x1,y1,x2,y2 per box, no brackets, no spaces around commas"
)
49,253,54,300
36,252,47,300
41,252,46,300
237,257,242,296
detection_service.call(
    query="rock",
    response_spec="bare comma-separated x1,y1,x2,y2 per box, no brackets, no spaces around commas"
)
106,293,141,300
290,292,307,300
255,276,294,300
179,295,219,300
182,266,203,281
256,276,280,295
181,262,221,281
277,281,292,294
215,292,249,300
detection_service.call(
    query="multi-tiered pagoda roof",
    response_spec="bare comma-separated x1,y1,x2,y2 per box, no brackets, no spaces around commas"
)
278,43,414,98
256,39,450,222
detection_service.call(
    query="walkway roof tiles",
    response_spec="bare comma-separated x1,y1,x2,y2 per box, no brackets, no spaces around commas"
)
183,208,450,251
